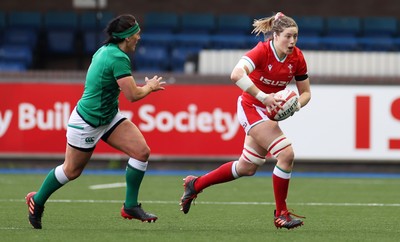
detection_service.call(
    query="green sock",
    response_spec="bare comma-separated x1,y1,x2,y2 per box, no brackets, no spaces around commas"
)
125,165,145,208
34,169,64,206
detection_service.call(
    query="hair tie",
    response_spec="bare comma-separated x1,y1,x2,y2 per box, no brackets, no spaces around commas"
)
274,12,284,20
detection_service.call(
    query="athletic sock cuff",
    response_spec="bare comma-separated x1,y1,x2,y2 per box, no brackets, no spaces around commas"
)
128,158,148,171
55,165,69,184
273,165,291,179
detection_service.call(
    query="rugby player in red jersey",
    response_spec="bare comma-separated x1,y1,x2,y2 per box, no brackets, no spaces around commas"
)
180,12,311,230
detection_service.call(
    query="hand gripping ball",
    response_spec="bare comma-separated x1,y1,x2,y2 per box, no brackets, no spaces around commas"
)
266,89,299,121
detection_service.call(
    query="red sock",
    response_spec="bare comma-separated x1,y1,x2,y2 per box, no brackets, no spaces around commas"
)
194,161,236,192
272,167,291,216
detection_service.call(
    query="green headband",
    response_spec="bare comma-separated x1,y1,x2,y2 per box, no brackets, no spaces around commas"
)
112,23,140,39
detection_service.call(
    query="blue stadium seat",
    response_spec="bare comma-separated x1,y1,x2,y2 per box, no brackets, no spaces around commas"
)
321,36,360,51
0,44,33,68
180,13,216,34
44,11,78,30
0,61,27,72
392,37,400,51
0,11,5,44
143,12,179,33
246,35,264,48
82,31,107,54
296,36,324,50
3,29,38,49
326,16,361,37
80,12,114,54
210,34,250,49
0,11,6,31
8,11,42,31
139,33,174,48
80,11,114,31
358,36,395,51
294,16,325,37
46,31,76,54
170,46,201,72
174,33,211,49
362,16,398,37
216,14,252,35
44,11,79,55
133,46,169,72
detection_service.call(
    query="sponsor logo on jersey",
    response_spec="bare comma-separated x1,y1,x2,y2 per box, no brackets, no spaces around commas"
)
259,76,288,87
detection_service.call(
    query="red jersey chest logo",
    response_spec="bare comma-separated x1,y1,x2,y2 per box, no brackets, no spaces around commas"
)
258,62,294,86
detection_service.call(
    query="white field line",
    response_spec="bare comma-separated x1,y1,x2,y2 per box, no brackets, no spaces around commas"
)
2,198,400,207
89,182,126,189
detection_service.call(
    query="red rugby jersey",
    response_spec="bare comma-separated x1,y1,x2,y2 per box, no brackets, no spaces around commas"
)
241,40,308,106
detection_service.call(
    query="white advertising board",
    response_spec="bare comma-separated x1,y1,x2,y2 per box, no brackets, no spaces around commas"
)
281,85,400,160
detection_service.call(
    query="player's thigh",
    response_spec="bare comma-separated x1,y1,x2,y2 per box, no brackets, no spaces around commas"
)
106,119,149,157
248,120,283,149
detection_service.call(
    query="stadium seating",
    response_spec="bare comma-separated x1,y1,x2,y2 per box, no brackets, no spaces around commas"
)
210,34,250,49
80,11,115,54
294,16,325,37
133,46,170,72
7,11,42,31
358,36,396,51
325,16,362,37
82,31,107,54
3,29,38,49
170,46,202,72
296,36,324,50
321,36,360,51
0,61,27,71
216,14,252,35
143,12,179,33
174,33,211,49
180,13,216,34
0,44,33,69
1,10,399,72
139,33,174,48
362,16,398,37
0,11,6,30
80,11,114,31
44,11,79,55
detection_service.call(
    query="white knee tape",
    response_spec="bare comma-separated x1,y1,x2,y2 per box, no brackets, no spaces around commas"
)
268,135,292,158
241,144,266,166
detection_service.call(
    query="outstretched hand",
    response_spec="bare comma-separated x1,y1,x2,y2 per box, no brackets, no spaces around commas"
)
145,75,166,91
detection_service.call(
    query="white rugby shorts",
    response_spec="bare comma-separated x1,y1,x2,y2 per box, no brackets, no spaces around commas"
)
66,107,126,149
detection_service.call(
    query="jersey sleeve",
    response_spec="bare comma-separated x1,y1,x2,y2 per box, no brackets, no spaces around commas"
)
294,49,308,81
244,42,265,72
113,55,132,80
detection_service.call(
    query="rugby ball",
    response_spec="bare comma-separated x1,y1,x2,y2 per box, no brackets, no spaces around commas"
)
266,89,299,121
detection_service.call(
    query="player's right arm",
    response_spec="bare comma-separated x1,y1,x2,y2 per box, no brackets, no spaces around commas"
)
117,75,165,102
231,58,283,109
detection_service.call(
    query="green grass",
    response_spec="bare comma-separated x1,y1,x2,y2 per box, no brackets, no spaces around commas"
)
1,173,400,242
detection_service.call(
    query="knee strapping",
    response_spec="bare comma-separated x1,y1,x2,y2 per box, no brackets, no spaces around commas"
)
268,135,292,158
241,144,266,166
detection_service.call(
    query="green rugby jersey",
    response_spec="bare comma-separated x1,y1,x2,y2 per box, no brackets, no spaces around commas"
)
77,43,132,127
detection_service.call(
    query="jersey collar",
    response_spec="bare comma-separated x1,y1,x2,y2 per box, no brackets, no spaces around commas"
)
270,40,287,63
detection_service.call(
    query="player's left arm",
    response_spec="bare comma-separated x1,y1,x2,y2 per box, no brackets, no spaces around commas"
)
295,78,311,111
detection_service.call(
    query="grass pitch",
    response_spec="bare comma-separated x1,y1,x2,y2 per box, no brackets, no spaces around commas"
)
1,171,400,242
